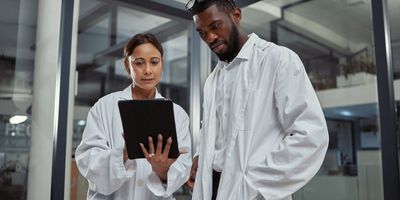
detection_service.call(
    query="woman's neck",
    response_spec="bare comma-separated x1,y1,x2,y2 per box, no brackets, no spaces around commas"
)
131,86,156,100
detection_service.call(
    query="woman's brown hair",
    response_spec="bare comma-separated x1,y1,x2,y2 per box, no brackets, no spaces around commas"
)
123,33,163,64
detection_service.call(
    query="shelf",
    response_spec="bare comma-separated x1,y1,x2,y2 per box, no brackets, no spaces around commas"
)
317,79,400,109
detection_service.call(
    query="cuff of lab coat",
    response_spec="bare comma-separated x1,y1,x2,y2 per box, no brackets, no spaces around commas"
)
146,161,186,198
146,171,170,198
114,147,135,178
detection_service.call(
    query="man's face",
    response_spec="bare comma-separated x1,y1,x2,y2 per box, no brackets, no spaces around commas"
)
193,4,240,62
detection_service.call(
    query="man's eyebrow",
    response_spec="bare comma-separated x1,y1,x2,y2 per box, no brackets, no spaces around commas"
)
207,20,222,28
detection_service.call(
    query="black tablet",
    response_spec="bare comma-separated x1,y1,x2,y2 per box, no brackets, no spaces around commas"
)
118,99,179,159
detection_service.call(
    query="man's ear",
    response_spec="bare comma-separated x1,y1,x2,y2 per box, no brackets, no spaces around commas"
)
231,7,241,24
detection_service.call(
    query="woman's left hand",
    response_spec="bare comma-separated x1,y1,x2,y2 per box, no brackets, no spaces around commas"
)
139,134,175,182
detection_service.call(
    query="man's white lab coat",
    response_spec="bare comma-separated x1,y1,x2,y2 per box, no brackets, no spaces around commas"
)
75,86,192,200
192,34,329,200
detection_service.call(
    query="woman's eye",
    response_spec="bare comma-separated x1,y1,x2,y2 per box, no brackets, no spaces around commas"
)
134,61,144,66
150,59,160,65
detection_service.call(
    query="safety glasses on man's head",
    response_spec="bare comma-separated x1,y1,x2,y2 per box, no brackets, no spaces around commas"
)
185,0,236,12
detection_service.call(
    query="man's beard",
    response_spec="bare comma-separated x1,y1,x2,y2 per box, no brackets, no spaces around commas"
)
215,24,240,62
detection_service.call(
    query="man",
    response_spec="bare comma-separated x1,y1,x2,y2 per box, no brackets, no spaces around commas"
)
185,0,329,200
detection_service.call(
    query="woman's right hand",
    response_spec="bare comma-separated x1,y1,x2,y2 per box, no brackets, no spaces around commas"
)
139,134,176,182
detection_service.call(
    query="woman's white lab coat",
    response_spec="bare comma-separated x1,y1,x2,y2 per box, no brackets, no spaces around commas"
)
192,34,329,200
75,86,192,200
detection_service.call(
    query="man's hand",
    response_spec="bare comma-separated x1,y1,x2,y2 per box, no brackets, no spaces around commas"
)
123,148,128,162
186,155,198,189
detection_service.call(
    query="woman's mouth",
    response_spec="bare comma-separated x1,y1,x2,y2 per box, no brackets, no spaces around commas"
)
141,79,154,83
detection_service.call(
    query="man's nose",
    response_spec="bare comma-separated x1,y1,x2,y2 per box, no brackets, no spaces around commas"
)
205,32,218,44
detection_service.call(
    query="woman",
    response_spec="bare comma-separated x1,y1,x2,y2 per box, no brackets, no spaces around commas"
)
75,33,192,200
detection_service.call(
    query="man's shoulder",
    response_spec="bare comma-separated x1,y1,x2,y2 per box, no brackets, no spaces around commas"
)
255,39,298,62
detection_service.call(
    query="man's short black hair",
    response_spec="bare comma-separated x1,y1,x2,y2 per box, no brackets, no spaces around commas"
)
187,0,236,16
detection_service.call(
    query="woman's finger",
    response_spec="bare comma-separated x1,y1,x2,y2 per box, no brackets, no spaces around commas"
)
163,137,172,157
156,134,163,155
148,136,155,154
139,143,149,158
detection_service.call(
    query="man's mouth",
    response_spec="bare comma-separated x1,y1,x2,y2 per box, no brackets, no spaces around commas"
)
210,41,225,53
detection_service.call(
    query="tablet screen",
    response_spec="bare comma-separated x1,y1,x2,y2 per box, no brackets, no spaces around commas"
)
118,99,179,159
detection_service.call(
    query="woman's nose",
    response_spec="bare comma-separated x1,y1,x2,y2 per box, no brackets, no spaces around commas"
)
144,64,152,75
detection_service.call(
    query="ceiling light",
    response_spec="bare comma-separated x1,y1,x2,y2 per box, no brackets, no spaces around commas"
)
78,120,86,126
341,110,352,116
9,115,28,124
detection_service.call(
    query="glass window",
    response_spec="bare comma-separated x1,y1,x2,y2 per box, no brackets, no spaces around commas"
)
0,0,38,199
387,0,400,178
243,1,383,199
71,1,191,199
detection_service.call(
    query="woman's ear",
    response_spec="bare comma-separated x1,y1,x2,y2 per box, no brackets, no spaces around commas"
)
124,59,131,77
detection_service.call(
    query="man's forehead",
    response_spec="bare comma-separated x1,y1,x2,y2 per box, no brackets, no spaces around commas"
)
192,4,227,26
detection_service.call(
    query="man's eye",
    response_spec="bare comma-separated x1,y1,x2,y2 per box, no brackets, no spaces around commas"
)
199,31,207,37
211,23,221,30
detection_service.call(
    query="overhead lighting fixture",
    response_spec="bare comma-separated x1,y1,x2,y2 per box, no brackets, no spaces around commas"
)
9,115,28,124
341,110,352,116
77,120,86,126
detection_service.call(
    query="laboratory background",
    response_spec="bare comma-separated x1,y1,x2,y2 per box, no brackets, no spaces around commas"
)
0,0,399,199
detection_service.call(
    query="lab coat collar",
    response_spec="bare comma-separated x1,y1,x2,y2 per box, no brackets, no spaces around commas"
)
217,33,259,67
118,84,163,100
235,33,259,60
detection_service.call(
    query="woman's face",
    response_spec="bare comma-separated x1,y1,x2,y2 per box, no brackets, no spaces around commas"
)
126,43,163,91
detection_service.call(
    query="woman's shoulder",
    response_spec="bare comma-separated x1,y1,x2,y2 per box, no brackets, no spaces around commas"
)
172,103,189,119
91,90,124,109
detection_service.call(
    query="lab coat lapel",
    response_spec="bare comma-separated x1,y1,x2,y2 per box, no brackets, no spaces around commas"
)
231,40,262,133
193,67,220,200
224,37,263,178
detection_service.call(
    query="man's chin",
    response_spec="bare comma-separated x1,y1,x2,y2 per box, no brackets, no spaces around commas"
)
216,53,232,62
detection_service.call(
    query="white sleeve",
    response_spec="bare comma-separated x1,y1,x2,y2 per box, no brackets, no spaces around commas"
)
146,107,192,198
75,104,136,195
256,48,329,199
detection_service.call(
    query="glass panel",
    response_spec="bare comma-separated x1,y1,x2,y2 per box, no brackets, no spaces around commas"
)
116,7,170,43
0,0,38,199
71,1,191,199
243,0,383,199
387,0,400,177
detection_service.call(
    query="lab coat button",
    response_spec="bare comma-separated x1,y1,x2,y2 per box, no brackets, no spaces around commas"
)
137,179,144,187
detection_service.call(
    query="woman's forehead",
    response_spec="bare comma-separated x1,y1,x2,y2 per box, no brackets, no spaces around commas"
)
132,43,161,56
